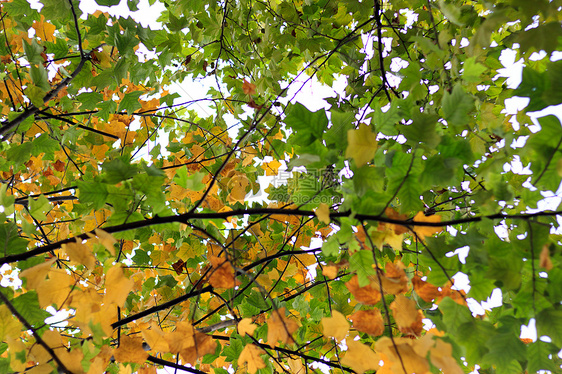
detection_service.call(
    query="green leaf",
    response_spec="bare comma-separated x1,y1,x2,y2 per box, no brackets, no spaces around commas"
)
12,292,50,328
102,158,139,184
285,102,328,146
28,195,51,221
77,180,109,210
30,64,50,92
482,333,526,368
536,308,562,347
174,169,206,191
95,0,120,5
442,84,474,127
23,40,44,65
349,250,376,287
527,340,558,373
118,91,143,114
77,92,104,111
0,222,28,256
462,57,487,83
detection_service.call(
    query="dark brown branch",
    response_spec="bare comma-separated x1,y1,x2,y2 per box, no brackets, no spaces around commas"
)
2,207,562,265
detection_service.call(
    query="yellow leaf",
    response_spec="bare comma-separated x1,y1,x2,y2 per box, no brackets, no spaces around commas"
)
287,357,305,374
0,305,22,342
58,348,85,374
371,229,404,251
32,15,56,42
266,307,299,345
345,123,377,166
315,203,330,224
341,340,380,374
104,265,134,307
20,257,56,289
261,159,282,176
165,321,196,353
238,344,266,374
376,337,430,374
142,323,170,352
321,310,349,341
411,212,443,241
90,229,117,255
113,335,148,365
29,330,63,364
238,318,258,336
63,240,96,270
430,339,464,374
36,269,73,308
390,295,423,337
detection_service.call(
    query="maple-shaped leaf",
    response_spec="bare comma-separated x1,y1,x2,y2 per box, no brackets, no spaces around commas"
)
208,255,239,288
411,212,443,241
238,344,266,374
29,330,63,364
341,340,380,374
171,259,186,275
114,335,148,365
375,337,430,374
430,339,464,374
165,321,196,353
322,310,349,341
412,275,441,302
179,332,216,364
346,123,377,166
32,15,56,42
261,159,282,176
142,323,170,352
242,79,256,95
287,357,305,373
238,318,258,336
266,307,299,345
58,348,85,374
20,257,56,289
439,281,467,306
390,295,424,337
62,240,96,270
105,265,134,307
345,275,381,305
371,229,404,252
350,308,384,337
36,269,72,308
315,203,331,224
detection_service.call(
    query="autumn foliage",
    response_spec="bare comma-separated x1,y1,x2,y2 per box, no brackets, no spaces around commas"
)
1,0,562,373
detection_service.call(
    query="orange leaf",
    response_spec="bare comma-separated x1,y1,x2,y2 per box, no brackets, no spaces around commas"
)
178,333,216,364
412,275,441,302
62,240,96,270
350,308,384,337
208,256,239,288
341,340,380,374
238,344,266,374
242,79,256,95
266,307,299,345
540,245,553,271
113,335,148,365
321,310,349,341
345,275,381,305
376,337,430,374
36,269,73,308
411,212,443,241
20,257,56,290
380,208,409,235
322,265,338,279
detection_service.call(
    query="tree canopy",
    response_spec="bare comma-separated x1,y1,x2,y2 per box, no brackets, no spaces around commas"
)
1,0,562,373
